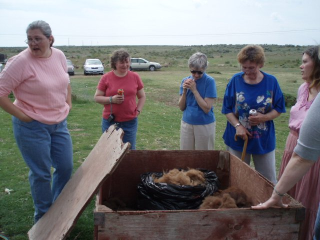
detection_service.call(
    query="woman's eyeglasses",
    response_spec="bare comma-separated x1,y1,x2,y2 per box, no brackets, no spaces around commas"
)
25,38,44,44
190,70,203,75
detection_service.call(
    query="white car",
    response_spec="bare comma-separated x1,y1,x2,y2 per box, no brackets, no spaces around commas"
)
130,58,161,71
83,59,104,75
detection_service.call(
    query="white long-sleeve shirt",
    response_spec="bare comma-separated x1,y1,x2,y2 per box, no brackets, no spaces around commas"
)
295,93,320,161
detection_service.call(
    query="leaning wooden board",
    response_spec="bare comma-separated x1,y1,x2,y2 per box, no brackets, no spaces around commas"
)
28,125,130,240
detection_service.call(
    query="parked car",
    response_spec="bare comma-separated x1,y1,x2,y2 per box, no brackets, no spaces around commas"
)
130,58,161,71
0,54,7,64
66,59,75,76
0,63,3,72
83,59,104,75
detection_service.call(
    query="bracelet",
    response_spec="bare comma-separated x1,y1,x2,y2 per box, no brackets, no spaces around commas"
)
234,123,241,128
110,96,112,104
274,187,285,197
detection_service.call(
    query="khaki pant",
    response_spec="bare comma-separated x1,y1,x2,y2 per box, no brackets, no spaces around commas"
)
180,120,216,150
227,147,277,184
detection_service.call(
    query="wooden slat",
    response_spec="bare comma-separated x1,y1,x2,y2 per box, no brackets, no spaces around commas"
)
97,208,300,240
28,125,130,240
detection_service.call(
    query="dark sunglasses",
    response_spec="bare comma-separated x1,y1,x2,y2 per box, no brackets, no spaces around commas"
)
190,70,203,75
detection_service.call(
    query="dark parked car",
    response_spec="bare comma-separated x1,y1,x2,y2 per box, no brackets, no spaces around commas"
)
0,54,7,64
66,59,75,76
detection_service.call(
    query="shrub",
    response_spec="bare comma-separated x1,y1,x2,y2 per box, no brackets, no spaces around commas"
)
283,93,296,107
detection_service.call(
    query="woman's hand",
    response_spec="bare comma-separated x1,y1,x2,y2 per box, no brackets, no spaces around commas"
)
0,96,33,122
235,125,251,140
251,194,288,210
248,112,264,126
112,95,124,104
183,78,196,92
249,110,281,126
20,114,33,122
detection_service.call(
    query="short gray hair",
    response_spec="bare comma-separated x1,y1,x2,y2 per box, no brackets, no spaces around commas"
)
26,20,54,46
188,52,208,70
26,20,52,37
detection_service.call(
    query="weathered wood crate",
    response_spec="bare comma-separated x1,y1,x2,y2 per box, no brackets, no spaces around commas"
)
94,150,305,240
27,127,304,240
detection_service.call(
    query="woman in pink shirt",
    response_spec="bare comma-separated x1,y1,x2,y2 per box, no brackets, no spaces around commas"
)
0,20,73,223
278,46,320,240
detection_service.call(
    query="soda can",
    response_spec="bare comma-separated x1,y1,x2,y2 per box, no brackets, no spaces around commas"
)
249,109,257,116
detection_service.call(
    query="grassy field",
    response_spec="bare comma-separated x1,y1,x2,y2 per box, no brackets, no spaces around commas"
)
0,44,308,239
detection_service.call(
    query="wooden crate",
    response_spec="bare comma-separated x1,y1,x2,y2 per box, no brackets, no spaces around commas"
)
94,150,304,240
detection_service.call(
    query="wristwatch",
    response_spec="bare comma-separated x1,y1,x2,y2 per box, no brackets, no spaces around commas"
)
234,123,241,128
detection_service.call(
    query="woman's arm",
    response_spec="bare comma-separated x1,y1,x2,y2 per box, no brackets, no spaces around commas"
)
225,112,251,139
252,94,320,209
0,96,32,122
136,88,146,114
94,89,113,105
178,79,189,111
66,84,72,110
178,89,187,111
249,109,281,126
187,79,214,114
252,152,314,209
193,92,215,114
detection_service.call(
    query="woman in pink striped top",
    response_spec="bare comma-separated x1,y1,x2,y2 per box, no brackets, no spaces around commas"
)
0,20,73,223
278,46,320,240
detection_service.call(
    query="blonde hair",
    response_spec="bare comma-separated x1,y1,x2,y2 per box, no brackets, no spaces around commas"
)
237,45,265,65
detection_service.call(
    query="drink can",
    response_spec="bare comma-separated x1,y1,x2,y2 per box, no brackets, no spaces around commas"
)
249,109,257,116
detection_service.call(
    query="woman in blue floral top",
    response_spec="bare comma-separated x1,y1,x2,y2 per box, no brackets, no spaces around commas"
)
221,45,286,184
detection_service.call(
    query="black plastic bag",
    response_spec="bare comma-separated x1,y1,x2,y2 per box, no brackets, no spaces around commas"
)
137,168,219,210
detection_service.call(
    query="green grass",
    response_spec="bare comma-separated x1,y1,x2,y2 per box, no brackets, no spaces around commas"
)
0,44,300,239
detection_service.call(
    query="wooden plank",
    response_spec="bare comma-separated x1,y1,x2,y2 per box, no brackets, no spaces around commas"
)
96,208,300,240
28,125,130,240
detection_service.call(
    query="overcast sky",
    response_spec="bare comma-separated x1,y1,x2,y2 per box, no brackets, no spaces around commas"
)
1,0,319,47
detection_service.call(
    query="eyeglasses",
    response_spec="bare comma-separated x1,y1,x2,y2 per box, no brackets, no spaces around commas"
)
25,37,44,44
190,70,203,75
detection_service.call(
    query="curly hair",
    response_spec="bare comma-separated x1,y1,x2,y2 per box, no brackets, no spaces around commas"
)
303,46,320,91
110,49,130,70
237,45,265,65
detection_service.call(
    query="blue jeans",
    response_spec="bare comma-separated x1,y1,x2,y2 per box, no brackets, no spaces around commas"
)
12,117,73,222
314,203,320,239
102,117,138,150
